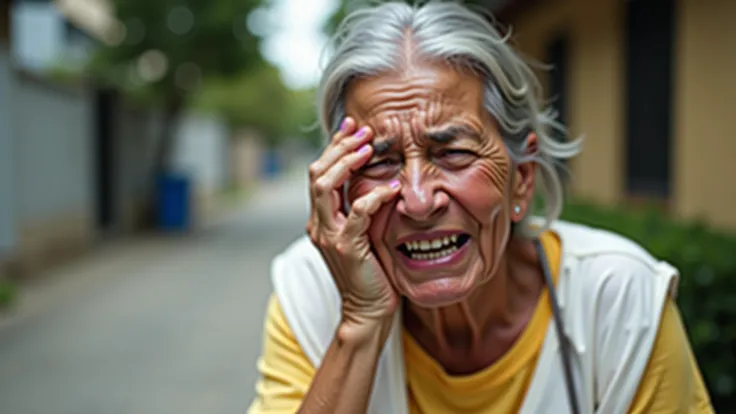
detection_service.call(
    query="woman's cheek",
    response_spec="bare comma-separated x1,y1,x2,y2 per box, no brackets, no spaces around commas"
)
346,177,376,206
446,167,507,219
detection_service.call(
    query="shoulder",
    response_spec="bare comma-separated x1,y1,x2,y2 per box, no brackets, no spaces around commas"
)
550,221,683,410
552,219,660,262
551,220,680,346
269,236,341,364
552,219,679,295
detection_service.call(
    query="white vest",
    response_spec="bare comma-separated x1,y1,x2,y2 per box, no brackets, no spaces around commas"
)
270,220,679,414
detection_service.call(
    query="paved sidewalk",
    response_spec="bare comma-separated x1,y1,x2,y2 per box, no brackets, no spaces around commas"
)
0,164,312,414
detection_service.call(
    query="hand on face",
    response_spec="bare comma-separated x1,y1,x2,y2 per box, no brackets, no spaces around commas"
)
340,62,535,309
306,117,403,323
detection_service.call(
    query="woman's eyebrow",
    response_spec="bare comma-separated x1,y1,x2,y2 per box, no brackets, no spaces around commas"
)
425,124,482,143
371,137,397,155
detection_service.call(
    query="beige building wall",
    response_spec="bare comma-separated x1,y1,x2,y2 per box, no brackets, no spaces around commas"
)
674,0,736,229
504,0,736,231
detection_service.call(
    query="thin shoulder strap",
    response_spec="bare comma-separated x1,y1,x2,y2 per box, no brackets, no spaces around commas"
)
535,238,581,414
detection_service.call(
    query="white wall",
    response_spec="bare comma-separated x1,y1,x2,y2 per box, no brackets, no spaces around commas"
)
11,3,92,72
0,49,15,255
173,113,230,193
14,75,94,224
11,3,64,71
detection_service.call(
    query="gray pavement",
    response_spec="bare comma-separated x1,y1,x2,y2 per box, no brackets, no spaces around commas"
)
0,165,312,414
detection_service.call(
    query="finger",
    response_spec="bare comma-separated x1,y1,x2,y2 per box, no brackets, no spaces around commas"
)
341,181,402,238
316,144,373,199
312,151,370,231
309,124,372,180
308,118,356,180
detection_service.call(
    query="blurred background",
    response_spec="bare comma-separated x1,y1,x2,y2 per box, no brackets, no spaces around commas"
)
0,0,733,412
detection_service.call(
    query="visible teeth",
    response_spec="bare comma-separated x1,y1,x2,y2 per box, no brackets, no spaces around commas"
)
404,235,464,252
410,246,458,261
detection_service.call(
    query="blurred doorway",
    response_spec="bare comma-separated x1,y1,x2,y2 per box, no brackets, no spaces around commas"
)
625,0,675,199
546,32,571,186
93,89,116,231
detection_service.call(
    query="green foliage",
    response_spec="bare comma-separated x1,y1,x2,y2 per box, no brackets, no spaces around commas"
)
561,200,736,411
191,64,322,148
0,279,15,309
192,63,288,143
89,0,266,105
286,88,323,149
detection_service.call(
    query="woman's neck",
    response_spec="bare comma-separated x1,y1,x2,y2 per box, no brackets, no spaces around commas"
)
402,237,545,375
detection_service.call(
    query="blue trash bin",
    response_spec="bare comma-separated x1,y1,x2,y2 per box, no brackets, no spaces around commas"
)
261,150,281,179
156,171,191,231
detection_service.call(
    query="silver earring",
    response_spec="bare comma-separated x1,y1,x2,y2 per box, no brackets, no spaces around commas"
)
513,205,521,214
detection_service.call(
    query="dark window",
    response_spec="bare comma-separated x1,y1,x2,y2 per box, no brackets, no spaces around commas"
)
546,33,570,185
624,0,675,198
547,33,568,137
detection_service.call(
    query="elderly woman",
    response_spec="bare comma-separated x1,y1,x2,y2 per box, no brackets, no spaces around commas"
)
248,2,713,413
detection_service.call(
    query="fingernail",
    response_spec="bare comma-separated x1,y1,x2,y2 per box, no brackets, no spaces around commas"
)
357,144,371,155
340,118,350,132
355,127,368,138
389,179,401,189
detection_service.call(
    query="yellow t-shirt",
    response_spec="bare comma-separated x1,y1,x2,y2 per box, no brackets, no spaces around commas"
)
248,231,714,413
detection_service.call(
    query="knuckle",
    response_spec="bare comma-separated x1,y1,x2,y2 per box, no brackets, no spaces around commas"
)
352,198,371,216
338,138,355,152
313,179,329,196
318,234,332,250
308,163,321,180
334,240,351,256
308,230,318,244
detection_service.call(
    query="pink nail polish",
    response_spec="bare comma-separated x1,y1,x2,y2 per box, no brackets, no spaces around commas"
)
358,144,371,155
355,127,367,138
389,179,401,189
340,118,350,132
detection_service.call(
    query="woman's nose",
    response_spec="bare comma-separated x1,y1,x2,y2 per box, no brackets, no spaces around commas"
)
396,162,448,222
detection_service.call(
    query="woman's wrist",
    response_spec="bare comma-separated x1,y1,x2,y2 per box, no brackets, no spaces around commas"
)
337,311,395,348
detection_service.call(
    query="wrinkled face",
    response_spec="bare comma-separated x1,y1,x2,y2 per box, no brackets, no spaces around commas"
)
344,61,531,308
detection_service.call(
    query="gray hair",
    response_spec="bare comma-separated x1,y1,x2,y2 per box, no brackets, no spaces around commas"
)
317,1,582,237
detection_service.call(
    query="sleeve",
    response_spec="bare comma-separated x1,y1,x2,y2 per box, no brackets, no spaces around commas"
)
627,298,714,413
247,294,316,414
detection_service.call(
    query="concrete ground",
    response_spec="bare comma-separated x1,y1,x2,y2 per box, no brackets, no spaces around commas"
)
0,166,312,414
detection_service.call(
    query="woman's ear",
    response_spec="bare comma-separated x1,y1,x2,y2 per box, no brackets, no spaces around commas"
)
510,132,538,221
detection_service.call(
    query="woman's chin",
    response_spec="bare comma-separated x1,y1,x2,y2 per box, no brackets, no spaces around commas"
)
401,276,476,308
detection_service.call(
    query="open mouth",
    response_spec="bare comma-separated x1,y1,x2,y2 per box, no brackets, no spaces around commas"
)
396,233,471,261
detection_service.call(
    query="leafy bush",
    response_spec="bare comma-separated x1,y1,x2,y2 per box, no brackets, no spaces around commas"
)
561,200,736,410
0,279,14,309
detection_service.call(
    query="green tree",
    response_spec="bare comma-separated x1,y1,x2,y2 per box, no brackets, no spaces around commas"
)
191,63,322,149
89,0,267,174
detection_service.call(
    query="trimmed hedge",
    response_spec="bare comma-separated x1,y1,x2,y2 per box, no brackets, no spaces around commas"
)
561,200,736,410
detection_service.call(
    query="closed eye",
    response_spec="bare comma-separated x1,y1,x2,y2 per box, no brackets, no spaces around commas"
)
437,149,476,157
358,156,402,179
434,148,477,168
363,158,400,169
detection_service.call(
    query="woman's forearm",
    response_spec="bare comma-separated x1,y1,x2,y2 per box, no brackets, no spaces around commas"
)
298,318,393,414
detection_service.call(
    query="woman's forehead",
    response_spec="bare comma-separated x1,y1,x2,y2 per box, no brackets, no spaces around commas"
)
344,63,486,127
